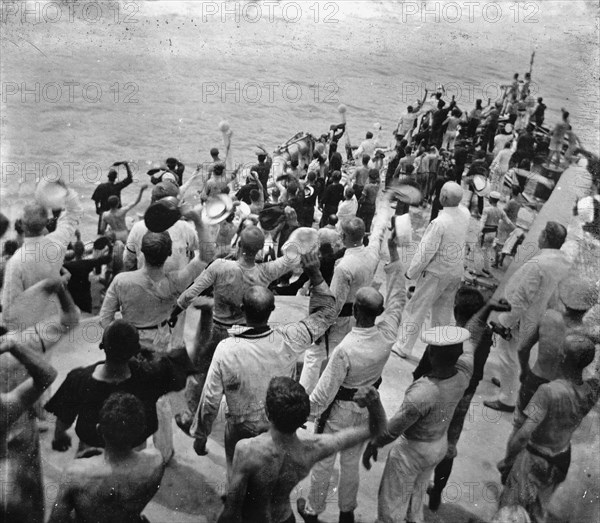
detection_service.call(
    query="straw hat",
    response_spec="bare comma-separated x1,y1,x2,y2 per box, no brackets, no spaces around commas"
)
201,194,234,225
421,326,471,346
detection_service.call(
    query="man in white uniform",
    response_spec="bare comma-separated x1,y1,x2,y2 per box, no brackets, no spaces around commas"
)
392,182,470,358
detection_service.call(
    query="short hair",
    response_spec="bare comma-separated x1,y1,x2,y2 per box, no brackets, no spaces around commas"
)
73,241,85,258
257,154,267,162
405,146,413,155
250,189,261,202
107,195,120,209
327,214,338,227
141,231,172,266
266,377,310,433
307,172,316,183
454,286,485,326
344,187,354,199
101,320,140,363
107,170,118,180
210,147,219,157
0,213,8,239
543,221,567,249
213,163,225,176
239,226,265,256
362,154,371,165
22,203,48,236
2,240,18,257
563,333,596,370
342,217,366,243
99,392,146,450
407,105,414,113
243,286,275,325
331,171,342,182
366,132,373,139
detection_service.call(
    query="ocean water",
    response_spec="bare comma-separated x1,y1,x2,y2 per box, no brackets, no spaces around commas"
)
1,0,598,237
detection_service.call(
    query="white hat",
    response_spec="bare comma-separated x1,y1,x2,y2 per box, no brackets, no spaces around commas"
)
281,227,319,263
489,191,501,200
201,194,234,225
472,175,490,197
421,326,471,346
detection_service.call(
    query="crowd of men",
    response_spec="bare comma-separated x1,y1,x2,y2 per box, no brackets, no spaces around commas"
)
1,74,599,523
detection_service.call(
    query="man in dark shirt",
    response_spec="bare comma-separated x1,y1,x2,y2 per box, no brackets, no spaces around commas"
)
453,140,470,184
91,162,134,234
46,310,211,461
412,288,510,510
63,242,112,313
531,97,546,128
482,102,501,153
252,146,273,196
511,124,536,167
318,171,344,227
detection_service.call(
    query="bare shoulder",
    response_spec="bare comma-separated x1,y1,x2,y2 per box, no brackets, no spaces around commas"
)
234,434,271,469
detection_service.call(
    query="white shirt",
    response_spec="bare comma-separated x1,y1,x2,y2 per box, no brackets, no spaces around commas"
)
124,219,199,273
407,205,471,279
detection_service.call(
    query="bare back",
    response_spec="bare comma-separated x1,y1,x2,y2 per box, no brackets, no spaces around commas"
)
53,449,164,523
230,429,364,523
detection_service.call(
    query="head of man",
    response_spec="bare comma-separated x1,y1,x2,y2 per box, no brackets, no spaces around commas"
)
558,276,599,315
242,285,275,326
331,171,342,184
341,217,365,248
141,231,172,267
73,241,85,260
257,153,267,163
366,132,373,140
344,187,354,200
250,189,261,203
423,327,470,371
538,221,567,250
353,287,384,327
406,105,414,114
266,377,310,434
239,226,265,259
453,286,485,327
210,147,219,160
0,212,9,239
21,203,49,237
107,169,118,182
213,163,226,176
362,154,371,166
107,195,120,210
98,392,146,451
100,320,141,364
151,181,180,203
405,146,413,156
307,172,316,184
562,333,596,374
327,214,338,228
439,181,463,208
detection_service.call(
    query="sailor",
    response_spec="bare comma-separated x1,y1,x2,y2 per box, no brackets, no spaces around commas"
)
301,237,406,523
478,191,515,276
364,326,474,523
485,222,571,412
392,182,470,358
299,209,387,394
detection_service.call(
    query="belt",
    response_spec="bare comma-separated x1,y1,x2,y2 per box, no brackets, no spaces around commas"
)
315,376,383,434
137,319,169,331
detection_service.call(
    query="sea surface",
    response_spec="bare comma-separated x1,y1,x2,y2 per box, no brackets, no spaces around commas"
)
1,0,598,237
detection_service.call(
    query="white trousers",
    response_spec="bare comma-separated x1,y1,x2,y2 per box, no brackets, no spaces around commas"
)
306,402,368,514
378,436,447,523
494,329,521,406
299,316,353,394
396,272,461,356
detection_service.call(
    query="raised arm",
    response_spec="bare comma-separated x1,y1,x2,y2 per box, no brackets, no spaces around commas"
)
280,252,337,354
123,184,148,213
0,340,58,429
376,238,407,342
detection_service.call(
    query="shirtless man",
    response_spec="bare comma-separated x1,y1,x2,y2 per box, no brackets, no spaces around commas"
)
510,276,598,438
100,184,148,242
217,377,386,523
48,392,165,523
